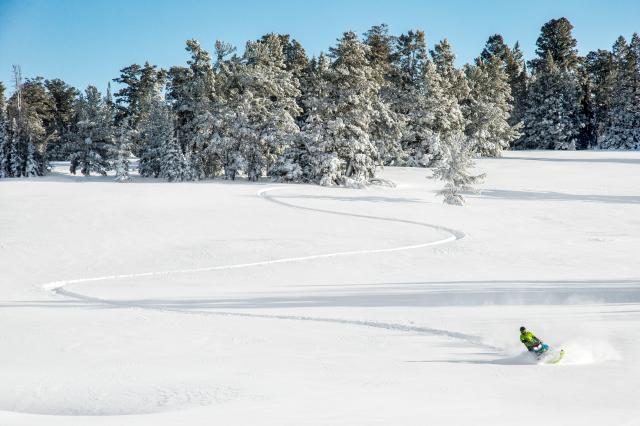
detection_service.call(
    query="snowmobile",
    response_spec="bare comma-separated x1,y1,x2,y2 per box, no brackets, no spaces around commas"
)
530,341,550,357
531,341,563,362
533,343,565,364
520,326,565,364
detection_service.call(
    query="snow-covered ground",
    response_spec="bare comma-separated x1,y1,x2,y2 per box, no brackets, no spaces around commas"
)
1,151,639,425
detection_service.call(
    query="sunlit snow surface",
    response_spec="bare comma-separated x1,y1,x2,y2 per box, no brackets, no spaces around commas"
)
0,151,639,425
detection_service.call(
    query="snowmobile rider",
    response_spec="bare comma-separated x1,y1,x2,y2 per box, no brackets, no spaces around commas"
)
519,326,542,351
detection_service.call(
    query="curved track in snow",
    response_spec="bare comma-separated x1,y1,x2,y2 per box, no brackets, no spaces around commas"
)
42,186,482,346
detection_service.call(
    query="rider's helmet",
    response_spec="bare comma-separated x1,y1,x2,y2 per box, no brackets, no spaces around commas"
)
519,326,526,333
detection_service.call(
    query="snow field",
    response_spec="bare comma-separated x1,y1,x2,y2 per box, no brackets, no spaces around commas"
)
0,151,639,425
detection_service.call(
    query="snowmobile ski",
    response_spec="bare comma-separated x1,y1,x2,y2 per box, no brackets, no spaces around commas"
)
547,349,565,364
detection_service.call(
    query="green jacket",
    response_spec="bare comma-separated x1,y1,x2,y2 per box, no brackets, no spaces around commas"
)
520,331,541,350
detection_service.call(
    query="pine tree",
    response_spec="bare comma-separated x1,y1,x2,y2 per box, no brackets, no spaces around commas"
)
25,137,40,177
390,30,428,165
211,41,244,180
430,39,472,159
113,122,132,182
400,59,464,166
283,38,310,81
465,55,521,157
0,82,8,178
362,24,404,165
138,94,191,182
301,32,385,186
430,39,470,104
480,34,511,64
433,132,484,205
9,119,22,177
393,30,428,87
600,35,640,149
363,24,395,78
261,34,309,123
585,49,614,143
238,35,301,181
7,66,26,177
576,70,596,150
520,18,583,150
480,35,528,133
16,78,55,172
113,62,166,127
167,40,216,179
68,86,113,176
271,53,330,182
523,52,581,150
44,78,79,160
530,17,580,72
139,97,171,178
159,128,190,182
507,43,528,130
6,68,50,176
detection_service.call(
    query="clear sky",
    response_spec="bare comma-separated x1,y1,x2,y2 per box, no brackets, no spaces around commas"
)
1,0,639,95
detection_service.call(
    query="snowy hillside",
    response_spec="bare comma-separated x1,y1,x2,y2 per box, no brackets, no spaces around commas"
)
0,151,639,425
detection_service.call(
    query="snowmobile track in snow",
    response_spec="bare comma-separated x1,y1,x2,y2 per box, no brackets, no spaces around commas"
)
41,186,482,346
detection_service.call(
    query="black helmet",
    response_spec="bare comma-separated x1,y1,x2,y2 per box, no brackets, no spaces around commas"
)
520,326,526,333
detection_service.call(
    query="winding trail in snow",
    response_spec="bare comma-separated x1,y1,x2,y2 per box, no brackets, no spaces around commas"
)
41,186,489,348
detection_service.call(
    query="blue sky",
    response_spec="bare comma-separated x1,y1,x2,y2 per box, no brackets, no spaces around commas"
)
1,0,639,95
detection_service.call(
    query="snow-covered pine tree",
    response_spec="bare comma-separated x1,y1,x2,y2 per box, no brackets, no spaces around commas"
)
8,65,48,177
167,40,216,179
24,137,39,177
283,38,310,83
368,96,404,166
432,132,484,205
148,97,190,182
599,35,640,149
480,35,528,134
362,24,404,165
138,94,169,178
480,34,512,64
506,43,528,132
0,82,8,178
269,133,309,182
585,49,615,145
401,60,440,166
8,76,55,175
138,90,191,182
271,53,331,182
209,40,244,180
529,17,580,73
45,78,79,161
394,30,429,86
363,24,395,82
429,39,471,158
301,32,389,186
263,34,309,124
576,69,597,150
390,30,429,165
404,59,467,166
159,129,190,182
68,86,113,176
8,119,22,177
113,121,132,182
465,55,521,157
112,63,163,158
520,17,582,150
522,52,581,150
6,67,27,176
113,62,166,127
228,34,301,181
430,39,470,105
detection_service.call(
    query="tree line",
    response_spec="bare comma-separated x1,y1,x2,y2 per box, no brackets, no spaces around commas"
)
0,18,638,189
